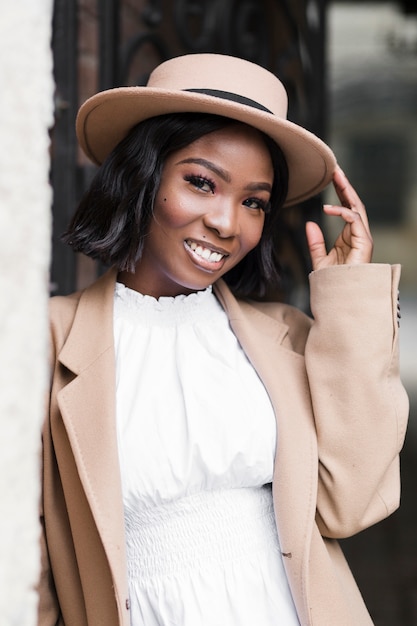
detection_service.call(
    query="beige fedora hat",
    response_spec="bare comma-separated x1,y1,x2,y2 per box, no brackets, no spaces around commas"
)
76,53,336,207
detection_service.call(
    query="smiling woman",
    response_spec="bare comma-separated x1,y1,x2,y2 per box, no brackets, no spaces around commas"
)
63,111,288,299
117,123,273,297
39,53,409,626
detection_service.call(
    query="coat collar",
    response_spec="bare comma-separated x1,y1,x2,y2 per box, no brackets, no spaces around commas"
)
59,271,293,375
58,268,118,374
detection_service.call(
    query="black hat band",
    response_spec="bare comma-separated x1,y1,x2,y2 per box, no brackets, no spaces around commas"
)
184,88,273,115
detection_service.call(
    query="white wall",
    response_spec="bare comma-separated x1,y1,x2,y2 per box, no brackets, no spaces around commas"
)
0,2,54,624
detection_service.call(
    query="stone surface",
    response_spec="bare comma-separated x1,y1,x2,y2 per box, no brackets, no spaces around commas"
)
0,2,54,625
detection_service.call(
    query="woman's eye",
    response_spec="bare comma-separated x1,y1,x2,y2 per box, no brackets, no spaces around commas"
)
184,175,215,194
243,197,270,212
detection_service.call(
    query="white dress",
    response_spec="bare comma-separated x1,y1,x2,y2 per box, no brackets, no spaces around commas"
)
113,283,300,626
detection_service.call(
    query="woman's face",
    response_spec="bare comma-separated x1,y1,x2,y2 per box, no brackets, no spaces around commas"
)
127,123,274,297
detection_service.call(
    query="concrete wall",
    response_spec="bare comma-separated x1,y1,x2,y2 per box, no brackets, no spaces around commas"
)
0,2,54,624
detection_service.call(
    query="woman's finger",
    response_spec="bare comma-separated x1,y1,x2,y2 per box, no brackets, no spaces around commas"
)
322,204,374,264
332,167,371,236
305,221,328,270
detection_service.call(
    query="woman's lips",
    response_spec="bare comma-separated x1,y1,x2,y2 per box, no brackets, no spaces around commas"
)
184,239,229,270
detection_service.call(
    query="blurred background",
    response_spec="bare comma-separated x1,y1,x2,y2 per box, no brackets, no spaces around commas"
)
50,1,417,623
325,5,417,625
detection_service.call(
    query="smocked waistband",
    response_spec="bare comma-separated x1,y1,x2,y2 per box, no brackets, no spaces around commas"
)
124,486,280,584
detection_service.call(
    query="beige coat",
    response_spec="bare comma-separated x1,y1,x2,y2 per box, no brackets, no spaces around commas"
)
38,263,408,626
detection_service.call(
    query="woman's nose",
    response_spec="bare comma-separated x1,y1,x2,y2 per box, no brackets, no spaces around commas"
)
203,200,239,238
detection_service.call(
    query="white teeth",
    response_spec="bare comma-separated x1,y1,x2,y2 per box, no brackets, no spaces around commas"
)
186,240,224,263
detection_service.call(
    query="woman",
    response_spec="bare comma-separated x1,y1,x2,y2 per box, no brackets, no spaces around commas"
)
39,54,408,626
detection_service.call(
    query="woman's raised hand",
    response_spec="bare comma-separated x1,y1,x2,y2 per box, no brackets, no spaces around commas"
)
305,166,373,271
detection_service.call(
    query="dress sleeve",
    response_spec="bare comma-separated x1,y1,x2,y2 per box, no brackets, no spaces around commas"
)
305,263,409,538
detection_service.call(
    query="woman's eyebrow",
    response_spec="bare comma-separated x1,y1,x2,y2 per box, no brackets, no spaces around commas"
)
176,157,231,182
176,157,272,192
245,181,272,193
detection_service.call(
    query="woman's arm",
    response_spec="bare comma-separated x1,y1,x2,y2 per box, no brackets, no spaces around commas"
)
304,168,408,538
306,263,408,538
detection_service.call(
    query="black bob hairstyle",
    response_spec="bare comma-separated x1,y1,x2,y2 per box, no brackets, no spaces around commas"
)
62,112,289,299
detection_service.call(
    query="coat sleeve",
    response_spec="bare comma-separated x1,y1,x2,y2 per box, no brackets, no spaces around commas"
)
304,263,409,539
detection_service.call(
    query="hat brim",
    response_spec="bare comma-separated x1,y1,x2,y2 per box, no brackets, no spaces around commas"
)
76,87,337,207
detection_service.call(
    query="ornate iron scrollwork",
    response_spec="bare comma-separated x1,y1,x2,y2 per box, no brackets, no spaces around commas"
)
219,0,269,64
174,0,218,50
120,33,169,85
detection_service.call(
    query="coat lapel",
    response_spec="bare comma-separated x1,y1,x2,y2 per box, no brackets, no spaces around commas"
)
214,280,318,624
55,268,128,603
